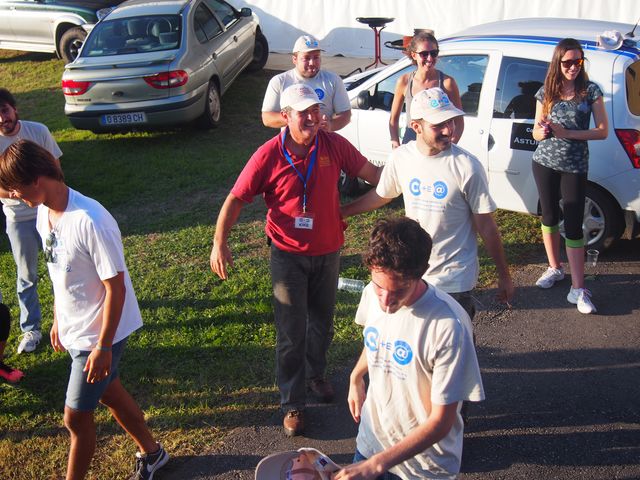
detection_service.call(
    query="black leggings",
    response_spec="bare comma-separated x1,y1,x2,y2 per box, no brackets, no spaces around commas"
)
0,303,10,342
532,161,586,241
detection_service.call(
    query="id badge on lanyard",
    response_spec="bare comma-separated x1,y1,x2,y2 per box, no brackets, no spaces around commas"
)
282,131,318,230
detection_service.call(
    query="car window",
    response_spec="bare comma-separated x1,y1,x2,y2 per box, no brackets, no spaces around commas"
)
194,3,223,43
204,0,237,28
438,55,488,116
626,60,640,116
494,57,548,119
82,15,181,56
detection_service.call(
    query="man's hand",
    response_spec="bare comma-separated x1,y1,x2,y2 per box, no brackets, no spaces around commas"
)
332,460,381,480
348,377,366,423
497,273,515,306
84,349,112,383
210,240,233,280
49,318,65,352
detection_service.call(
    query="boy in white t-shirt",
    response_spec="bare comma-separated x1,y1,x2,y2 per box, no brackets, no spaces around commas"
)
0,140,168,480
334,217,484,479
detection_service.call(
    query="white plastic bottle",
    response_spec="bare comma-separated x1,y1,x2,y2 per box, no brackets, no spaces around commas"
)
337,277,365,293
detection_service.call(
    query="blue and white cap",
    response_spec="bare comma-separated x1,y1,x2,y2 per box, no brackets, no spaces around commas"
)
293,35,324,53
280,83,323,111
410,87,464,124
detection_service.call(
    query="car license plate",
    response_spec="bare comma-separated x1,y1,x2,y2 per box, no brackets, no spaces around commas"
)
100,112,147,126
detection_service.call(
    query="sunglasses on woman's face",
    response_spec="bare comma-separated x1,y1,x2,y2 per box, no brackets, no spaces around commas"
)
560,58,584,68
416,49,439,59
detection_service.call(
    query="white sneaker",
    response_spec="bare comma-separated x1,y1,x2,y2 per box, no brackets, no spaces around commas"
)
17,330,42,354
535,266,565,289
567,288,596,314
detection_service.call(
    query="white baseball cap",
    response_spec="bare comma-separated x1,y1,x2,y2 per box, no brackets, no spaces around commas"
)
410,87,464,124
255,448,340,480
293,35,323,53
280,83,323,111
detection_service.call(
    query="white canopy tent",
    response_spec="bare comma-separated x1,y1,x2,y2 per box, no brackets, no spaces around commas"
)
236,0,639,58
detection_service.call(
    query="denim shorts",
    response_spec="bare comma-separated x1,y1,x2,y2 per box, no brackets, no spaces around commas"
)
65,338,127,411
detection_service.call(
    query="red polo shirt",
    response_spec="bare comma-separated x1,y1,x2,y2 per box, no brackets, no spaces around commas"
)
232,129,367,255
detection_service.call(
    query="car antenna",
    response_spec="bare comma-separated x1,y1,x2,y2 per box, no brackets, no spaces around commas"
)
626,16,640,38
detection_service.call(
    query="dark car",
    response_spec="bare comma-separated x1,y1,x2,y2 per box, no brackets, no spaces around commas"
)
0,0,125,63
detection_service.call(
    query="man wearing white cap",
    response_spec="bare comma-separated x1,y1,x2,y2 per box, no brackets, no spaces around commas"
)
261,34,351,132
210,84,380,436
342,87,513,319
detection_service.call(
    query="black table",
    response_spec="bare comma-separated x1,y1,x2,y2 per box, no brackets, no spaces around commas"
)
356,17,395,69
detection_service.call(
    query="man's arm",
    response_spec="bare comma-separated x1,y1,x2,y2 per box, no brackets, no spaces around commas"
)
347,349,369,423
326,110,352,132
341,188,392,219
355,161,382,187
210,193,245,280
261,111,286,129
333,402,458,479
473,213,514,304
84,272,126,384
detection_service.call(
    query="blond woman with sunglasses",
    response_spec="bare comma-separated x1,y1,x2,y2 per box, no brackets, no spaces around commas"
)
532,38,608,314
389,31,464,147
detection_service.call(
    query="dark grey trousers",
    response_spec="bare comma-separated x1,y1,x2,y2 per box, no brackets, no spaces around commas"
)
270,244,340,412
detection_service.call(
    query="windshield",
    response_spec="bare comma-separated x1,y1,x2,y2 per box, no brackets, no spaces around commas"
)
82,15,181,56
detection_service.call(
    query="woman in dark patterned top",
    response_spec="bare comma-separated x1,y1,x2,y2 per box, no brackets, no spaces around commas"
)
531,38,608,314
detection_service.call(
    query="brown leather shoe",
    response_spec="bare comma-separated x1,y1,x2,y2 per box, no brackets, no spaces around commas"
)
308,378,334,403
283,410,305,437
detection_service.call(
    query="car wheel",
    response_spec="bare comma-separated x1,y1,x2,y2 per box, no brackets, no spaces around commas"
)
246,31,269,72
60,27,87,64
198,81,221,129
559,185,623,251
338,170,360,196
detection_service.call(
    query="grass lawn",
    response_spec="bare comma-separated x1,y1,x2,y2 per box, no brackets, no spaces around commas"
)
0,49,541,479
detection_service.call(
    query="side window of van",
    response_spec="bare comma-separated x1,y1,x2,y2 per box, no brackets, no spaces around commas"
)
438,55,488,116
494,57,548,119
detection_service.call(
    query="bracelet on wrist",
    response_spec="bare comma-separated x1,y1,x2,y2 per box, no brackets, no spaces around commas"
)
96,344,112,352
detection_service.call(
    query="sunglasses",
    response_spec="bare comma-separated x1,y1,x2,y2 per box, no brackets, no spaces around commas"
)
560,58,584,68
415,49,439,59
44,231,57,264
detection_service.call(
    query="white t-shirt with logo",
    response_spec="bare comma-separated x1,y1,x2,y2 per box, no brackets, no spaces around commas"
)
354,283,484,479
377,143,495,293
36,188,142,350
0,120,63,222
261,68,351,119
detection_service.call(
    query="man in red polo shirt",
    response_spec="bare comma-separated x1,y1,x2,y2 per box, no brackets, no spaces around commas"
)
210,84,380,436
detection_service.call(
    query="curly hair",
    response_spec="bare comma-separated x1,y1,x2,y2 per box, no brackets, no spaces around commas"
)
541,38,589,117
363,217,432,279
0,139,64,191
407,31,438,65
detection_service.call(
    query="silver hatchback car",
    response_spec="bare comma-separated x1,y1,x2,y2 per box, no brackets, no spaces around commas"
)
61,0,268,132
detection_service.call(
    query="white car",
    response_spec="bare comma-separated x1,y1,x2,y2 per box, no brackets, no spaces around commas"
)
339,18,640,251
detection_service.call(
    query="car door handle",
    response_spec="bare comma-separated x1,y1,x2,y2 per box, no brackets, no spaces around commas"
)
488,133,495,151
212,52,217,60
233,35,238,42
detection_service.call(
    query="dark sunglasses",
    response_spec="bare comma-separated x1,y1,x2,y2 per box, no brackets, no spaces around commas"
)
44,231,57,263
416,49,439,59
560,58,584,68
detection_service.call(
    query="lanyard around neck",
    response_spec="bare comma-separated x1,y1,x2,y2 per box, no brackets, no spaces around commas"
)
281,130,318,213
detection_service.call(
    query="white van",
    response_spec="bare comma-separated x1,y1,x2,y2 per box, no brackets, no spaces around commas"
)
339,18,640,251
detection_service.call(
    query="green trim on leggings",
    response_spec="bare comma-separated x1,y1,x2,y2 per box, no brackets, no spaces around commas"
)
565,237,584,248
541,223,559,234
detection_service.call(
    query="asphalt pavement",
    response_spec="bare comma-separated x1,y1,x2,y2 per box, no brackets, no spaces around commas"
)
158,238,640,480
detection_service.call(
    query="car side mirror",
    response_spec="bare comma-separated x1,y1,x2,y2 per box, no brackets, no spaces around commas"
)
240,7,252,17
354,91,371,110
